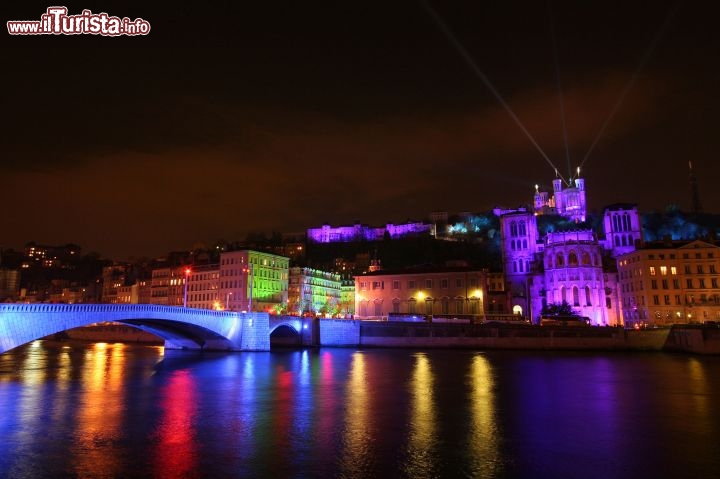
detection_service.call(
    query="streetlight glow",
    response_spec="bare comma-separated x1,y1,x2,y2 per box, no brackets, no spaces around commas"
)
183,267,191,308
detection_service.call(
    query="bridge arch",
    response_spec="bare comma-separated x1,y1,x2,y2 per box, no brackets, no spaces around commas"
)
0,304,270,354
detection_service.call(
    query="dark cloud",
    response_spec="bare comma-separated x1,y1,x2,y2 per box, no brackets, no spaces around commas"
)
1,1,718,258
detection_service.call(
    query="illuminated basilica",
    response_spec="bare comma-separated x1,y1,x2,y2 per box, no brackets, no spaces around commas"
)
498,175,642,325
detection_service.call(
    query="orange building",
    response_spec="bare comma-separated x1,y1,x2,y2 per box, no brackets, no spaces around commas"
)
354,266,487,320
617,239,720,326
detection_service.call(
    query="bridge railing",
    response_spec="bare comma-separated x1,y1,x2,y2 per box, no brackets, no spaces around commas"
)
0,303,239,318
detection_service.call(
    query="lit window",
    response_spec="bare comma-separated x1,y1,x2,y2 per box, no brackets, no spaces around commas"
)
671,266,677,275
660,266,667,276
649,267,656,276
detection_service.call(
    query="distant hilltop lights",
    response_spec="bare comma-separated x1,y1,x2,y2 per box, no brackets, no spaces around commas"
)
307,173,588,244
307,222,434,243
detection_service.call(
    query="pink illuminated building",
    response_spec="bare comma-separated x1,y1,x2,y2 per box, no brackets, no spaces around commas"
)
354,266,487,320
496,179,639,325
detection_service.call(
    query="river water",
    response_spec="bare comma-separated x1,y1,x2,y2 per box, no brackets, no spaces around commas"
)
1,341,719,479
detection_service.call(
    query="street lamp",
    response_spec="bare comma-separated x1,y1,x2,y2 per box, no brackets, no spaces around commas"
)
183,267,191,307
243,264,254,311
226,291,233,310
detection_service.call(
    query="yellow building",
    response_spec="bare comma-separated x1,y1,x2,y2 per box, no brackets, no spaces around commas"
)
340,279,355,317
617,239,720,326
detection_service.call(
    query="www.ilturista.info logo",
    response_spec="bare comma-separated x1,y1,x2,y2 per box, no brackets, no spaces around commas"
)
7,7,150,36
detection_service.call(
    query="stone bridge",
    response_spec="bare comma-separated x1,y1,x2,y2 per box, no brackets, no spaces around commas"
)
0,304,320,354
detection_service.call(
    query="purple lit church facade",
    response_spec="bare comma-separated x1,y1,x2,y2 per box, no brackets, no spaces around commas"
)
499,175,641,325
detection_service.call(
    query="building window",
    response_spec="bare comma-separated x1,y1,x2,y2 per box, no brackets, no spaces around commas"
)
684,265,691,274
408,299,416,314
660,266,667,276
392,280,400,290
687,279,694,288
712,278,718,288
698,265,704,274
711,265,717,274
662,279,668,289
392,299,400,314
675,295,681,305
649,267,656,276
651,280,658,289
699,279,706,288
673,279,680,289
585,286,592,306
440,279,448,289
664,295,671,305
441,298,449,314
653,295,659,305
408,280,416,290
372,281,382,290
426,299,433,315
573,286,580,307
671,266,677,275
581,252,591,265
374,300,382,316
425,279,433,289
568,251,578,266
455,299,464,314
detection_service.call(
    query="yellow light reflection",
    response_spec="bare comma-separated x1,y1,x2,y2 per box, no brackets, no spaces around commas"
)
405,353,438,477
70,343,126,477
687,358,709,417
340,352,371,476
14,341,49,447
468,353,501,476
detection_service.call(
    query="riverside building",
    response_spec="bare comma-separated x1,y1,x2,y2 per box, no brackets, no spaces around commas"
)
220,250,289,312
354,266,488,320
617,239,720,327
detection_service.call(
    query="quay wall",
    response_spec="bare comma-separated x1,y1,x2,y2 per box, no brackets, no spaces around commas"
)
319,319,361,346
316,321,720,354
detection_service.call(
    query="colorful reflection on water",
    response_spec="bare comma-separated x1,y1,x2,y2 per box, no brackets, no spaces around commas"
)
1,343,720,478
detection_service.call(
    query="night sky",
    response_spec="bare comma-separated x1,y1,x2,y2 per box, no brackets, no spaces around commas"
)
2,1,718,259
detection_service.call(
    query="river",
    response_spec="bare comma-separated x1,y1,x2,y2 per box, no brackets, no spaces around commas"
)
1,341,719,478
